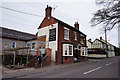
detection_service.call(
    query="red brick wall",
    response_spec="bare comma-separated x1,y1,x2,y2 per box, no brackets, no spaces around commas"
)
57,24,86,64
41,48,51,67
38,17,57,29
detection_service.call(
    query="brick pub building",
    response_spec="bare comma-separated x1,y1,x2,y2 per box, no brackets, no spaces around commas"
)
37,5,88,64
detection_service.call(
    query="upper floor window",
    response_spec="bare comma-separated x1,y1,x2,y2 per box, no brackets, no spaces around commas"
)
11,42,16,48
26,43,31,48
31,42,35,49
74,32,77,41
102,43,106,48
64,27,69,40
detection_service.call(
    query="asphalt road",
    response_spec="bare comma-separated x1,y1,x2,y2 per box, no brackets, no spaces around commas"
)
19,56,119,78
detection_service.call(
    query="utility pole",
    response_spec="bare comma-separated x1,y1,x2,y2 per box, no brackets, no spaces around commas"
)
105,27,107,43
104,27,108,57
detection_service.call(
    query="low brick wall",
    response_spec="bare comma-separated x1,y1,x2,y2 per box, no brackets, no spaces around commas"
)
78,57,88,61
55,51,75,64
28,56,38,67
36,48,51,68
63,57,74,64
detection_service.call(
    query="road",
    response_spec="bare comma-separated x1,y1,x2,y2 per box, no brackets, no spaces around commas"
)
21,56,119,78
3,56,119,80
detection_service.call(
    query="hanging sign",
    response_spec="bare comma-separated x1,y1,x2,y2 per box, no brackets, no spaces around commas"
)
49,28,56,41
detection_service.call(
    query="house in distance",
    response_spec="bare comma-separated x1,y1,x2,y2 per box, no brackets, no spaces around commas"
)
87,37,116,59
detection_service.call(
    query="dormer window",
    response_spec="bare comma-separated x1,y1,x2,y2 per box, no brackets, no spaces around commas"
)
64,27,69,40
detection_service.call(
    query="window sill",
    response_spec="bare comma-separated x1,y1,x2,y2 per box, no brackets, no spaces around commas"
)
63,55,73,56
64,38,69,41
75,39,77,41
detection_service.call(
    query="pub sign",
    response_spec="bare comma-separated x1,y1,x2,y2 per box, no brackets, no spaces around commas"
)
49,28,56,41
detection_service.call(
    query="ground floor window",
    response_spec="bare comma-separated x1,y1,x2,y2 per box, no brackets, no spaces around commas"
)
81,47,88,56
63,44,73,56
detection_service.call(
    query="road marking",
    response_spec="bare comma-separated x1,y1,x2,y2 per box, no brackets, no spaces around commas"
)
84,67,102,75
106,63,111,66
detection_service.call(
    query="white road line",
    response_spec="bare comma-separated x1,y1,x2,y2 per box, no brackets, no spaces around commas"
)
84,67,102,75
106,63,111,66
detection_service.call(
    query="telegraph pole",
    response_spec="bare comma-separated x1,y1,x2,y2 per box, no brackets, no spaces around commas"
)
105,27,107,42
104,27,108,57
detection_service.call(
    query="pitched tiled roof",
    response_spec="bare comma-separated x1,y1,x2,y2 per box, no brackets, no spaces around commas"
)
52,17,86,36
0,27,35,41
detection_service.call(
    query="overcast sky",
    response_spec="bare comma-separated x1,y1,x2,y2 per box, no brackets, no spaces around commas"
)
0,0,118,47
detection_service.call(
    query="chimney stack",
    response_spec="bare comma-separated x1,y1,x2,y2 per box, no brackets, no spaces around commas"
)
74,22,79,30
100,37,102,40
45,5,52,17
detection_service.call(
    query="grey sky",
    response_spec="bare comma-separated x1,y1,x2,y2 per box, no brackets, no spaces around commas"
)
0,0,118,47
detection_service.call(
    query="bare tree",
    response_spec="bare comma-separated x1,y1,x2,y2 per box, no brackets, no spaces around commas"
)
91,0,120,30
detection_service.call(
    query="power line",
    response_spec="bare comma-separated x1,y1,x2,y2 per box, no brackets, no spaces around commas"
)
31,2,80,23
0,6,43,17
0,12,39,24
1,17,36,27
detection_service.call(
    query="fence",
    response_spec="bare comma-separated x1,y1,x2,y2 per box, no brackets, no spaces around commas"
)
2,49,37,66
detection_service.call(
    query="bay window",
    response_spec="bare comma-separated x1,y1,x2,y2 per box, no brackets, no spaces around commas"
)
63,44,73,56
81,47,88,56
69,45,72,55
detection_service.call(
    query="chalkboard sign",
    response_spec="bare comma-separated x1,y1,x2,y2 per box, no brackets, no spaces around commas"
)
49,28,56,41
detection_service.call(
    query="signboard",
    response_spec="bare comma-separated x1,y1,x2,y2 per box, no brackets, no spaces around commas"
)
49,28,56,41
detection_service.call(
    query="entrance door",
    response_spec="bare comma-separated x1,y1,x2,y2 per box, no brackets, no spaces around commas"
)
74,44,81,59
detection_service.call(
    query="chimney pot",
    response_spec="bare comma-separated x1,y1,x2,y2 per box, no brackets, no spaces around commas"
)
45,5,52,17
100,37,102,40
74,22,79,30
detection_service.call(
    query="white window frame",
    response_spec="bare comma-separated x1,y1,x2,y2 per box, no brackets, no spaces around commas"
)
63,44,73,56
74,32,77,41
81,47,88,56
11,41,16,48
64,27,69,40
69,45,73,55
